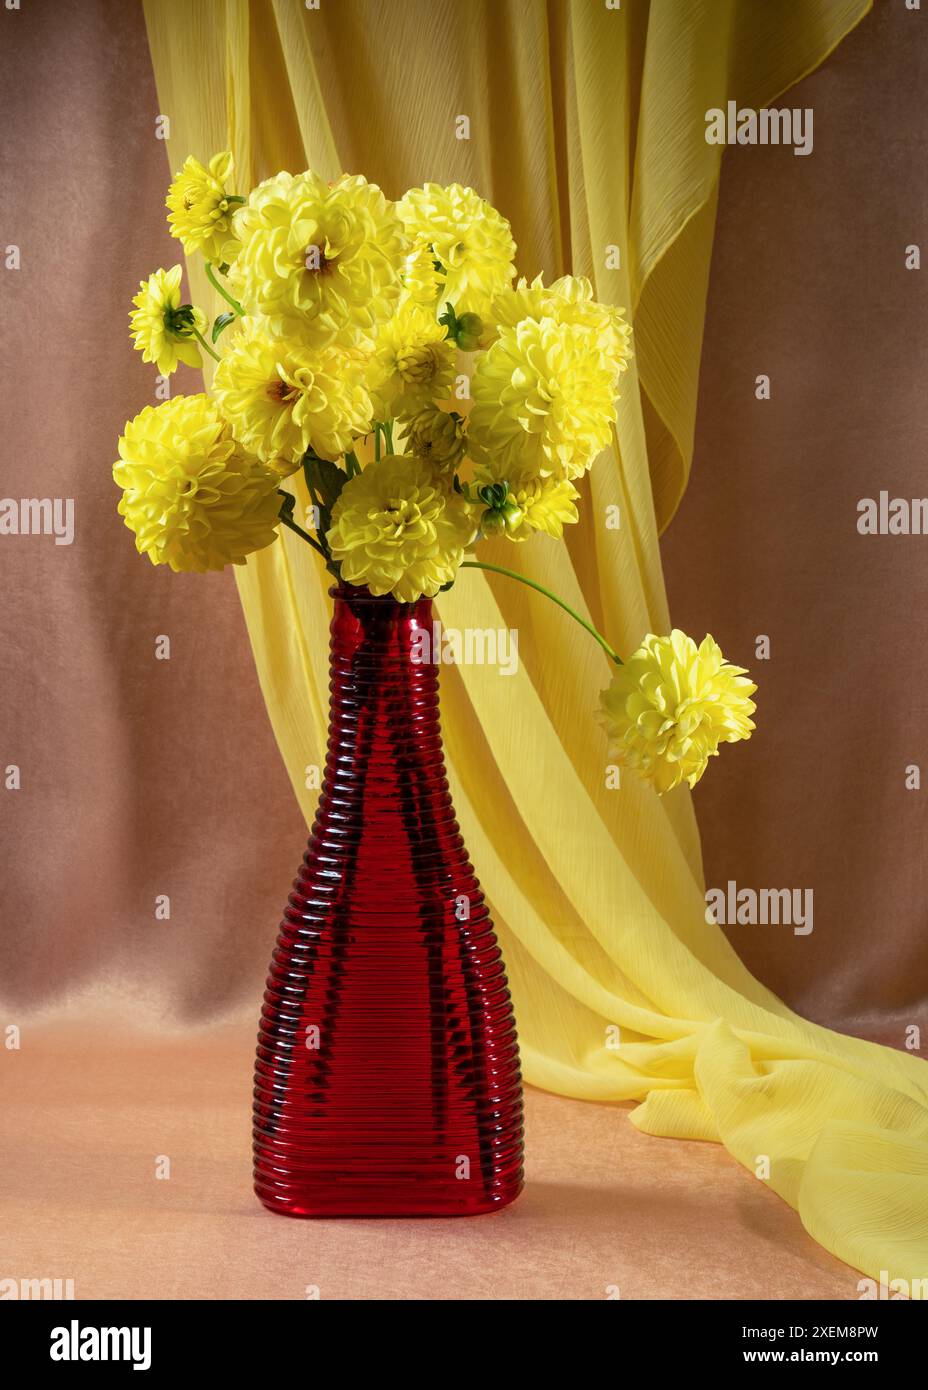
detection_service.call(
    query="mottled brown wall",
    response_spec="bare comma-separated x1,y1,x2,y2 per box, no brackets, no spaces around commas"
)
0,0,922,1043
661,0,928,1043
0,0,304,1024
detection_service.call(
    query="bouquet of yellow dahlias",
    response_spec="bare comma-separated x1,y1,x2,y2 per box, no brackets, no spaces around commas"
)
114,153,755,792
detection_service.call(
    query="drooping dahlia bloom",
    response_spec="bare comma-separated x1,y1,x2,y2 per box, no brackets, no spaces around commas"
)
129,265,207,376
490,275,632,383
469,316,618,480
367,301,457,419
229,171,404,346
397,182,516,321
598,631,757,793
326,453,476,601
113,395,281,572
213,322,373,472
166,150,241,265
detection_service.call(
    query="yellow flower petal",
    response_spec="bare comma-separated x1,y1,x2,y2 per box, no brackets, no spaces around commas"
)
397,182,515,321
229,171,404,347
326,453,476,601
213,320,373,465
470,316,618,480
128,265,206,377
113,395,280,572
598,630,757,793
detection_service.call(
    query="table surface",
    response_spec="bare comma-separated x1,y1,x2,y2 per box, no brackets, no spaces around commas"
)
0,1019,860,1300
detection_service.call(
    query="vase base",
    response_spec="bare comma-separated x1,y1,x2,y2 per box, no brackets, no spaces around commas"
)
255,1179,524,1219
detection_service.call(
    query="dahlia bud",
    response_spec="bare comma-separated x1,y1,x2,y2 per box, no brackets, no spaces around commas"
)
478,483,524,536
482,500,525,536
455,312,483,351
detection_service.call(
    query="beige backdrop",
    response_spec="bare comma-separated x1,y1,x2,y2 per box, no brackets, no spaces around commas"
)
0,0,305,1027
0,0,923,1045
661,0,928,1045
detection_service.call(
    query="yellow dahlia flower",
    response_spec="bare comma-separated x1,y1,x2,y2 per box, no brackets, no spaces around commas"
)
229,170,404,346
397,183,515,320
166,151,241,265
326,453,476,601
479,474,580,541
113,395,281,572
598,631,757,794
491,275,632,382
213,322,373,472
368,301,456,419
469,317,617,480
403,406,468,475
129,265,207,376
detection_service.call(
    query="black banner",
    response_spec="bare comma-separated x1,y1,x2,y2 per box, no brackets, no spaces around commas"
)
2,1298,922,1375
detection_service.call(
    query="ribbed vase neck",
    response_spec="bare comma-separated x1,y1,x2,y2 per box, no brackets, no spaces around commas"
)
317,588,445,831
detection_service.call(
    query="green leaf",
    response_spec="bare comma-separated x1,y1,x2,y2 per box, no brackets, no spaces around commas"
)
310,455,349,511
438,300,458,336
211,311,236,343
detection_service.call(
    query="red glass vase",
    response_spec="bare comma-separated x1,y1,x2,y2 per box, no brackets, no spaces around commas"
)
253,585,524,1216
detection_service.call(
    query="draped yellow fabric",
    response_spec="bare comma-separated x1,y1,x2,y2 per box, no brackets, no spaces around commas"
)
143,0,928,1290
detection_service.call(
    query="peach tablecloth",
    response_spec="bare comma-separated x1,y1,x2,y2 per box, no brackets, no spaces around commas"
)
1,1020,859,1301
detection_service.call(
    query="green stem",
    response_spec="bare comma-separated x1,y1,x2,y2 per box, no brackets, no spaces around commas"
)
301,454,321,513
191,327,220,363
384,419,394,453
345,450,361,477
373,424,382,463
461,559,623,665
278,500,329,560
205,260,244,316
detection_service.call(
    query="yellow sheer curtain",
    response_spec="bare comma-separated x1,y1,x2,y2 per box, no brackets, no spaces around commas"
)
144,0,928,1289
